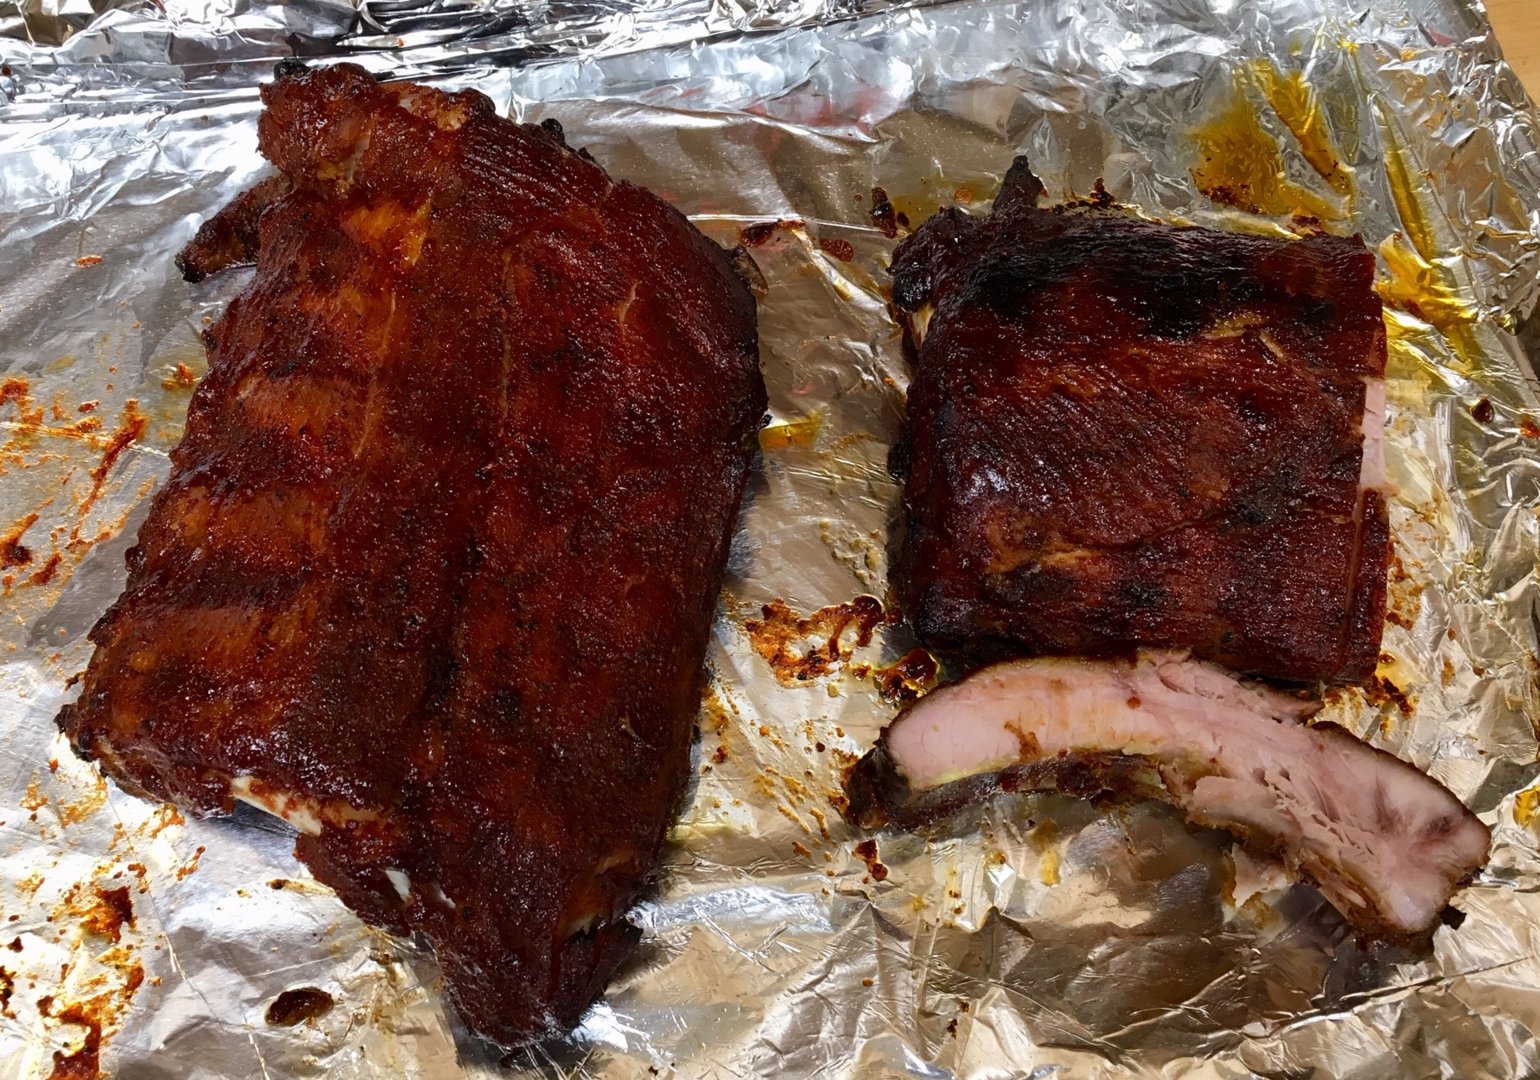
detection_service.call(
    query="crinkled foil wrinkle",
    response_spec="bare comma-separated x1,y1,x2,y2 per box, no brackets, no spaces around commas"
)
1,0,1538,1077
0,0,936,94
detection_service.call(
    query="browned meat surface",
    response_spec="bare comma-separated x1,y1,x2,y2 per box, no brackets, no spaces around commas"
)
889,159,1389,684
57,62,765,1046
175,173,291,282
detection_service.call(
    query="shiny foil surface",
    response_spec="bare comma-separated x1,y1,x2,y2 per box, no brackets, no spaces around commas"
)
3,0,1539,1076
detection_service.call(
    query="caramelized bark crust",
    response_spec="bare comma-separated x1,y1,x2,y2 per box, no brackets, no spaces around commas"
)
59,63,766,1045
890,159,1389,683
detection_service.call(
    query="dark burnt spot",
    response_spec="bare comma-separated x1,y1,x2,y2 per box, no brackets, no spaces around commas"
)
738,219,806,250
960,252,1059,317
1470,397,1494,424
1119,578,1166,611
870,187,898,239
1236,392,1268,426
739,221,777,247
994,157,1048,215
1233,498,1276,528
533,263,563,293
853,838,888,881
727,246,768,298
265,987,335,1027
818,236,855,262
1,512,37,569
891,270,931,313
1438,905,1466,929
1056,760,1112,802
1299,296,1337,324
1367,675,1414,716
1201,182,1261,215
489,688,523,725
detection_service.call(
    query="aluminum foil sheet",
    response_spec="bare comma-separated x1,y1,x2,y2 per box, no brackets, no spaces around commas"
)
3,0,1540,1076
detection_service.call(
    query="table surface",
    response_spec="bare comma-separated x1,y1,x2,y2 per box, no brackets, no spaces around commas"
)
1488,0,1539,97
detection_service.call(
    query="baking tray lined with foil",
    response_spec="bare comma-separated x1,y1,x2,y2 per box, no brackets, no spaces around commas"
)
2,0,1540,1076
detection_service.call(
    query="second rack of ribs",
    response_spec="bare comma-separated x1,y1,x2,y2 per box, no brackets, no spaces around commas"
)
889,159,1389,684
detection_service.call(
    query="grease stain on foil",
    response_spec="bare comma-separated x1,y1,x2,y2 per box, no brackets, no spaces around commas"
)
1190,60,1349,222
744,595,887,686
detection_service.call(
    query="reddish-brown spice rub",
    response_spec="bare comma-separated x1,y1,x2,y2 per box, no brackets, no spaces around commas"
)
176,174,292,282
58,62,765,1047
889,158,1389,684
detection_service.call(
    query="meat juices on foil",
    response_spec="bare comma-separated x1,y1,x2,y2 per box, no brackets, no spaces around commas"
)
57,62,766,1046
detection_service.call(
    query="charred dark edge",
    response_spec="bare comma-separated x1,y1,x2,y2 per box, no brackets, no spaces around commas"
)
992,155,1047,216
845,745,1167,833
725,245,768,299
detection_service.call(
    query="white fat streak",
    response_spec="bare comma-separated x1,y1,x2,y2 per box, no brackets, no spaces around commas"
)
884,652,1489,933
230,775,325,836
384,869,412,902
228,775,380,837
909,304,933,345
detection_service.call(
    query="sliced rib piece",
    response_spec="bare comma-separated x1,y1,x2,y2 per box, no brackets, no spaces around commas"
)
890,158,1390,684
57,62,766,1046
845,653,1490,940
175,173,291,282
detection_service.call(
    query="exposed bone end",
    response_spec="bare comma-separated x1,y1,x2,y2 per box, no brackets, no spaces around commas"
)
845,651,1490,941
